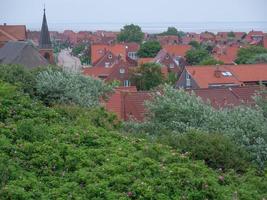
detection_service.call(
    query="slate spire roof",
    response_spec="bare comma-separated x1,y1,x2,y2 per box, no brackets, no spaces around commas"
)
39,8,52,49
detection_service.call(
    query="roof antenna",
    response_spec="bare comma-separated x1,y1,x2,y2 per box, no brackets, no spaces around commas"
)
44,3,45,13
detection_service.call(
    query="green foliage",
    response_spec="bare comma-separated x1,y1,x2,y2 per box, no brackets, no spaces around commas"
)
235,46,267,64
199,57,224,65
159,27,178,36
117,24,144,43
137,40,162,58
227,31,235,38
125,85,267,169
35,69,113,107
130,63,164,91
247,53,267,64
188,41,201,49
0,64,36,95
0,81,267,199
165,131,250,172
254,87,267,118
72,44,91,65
166,72,178,85
185,48,210,65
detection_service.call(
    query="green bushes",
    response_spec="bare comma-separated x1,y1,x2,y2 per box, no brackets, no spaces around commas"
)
35,69,113,107
166,131,250,172
124,85,267,169
0,81,267,199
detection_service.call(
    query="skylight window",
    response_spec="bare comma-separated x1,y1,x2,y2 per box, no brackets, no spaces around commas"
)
221,71,232,77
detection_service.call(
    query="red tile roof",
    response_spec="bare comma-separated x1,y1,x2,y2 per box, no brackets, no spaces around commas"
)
213,45,239,64
83,67,111,78
91,44,127,64
138,57,154,65
185,64,267,88
0,25,27,42
189,85,262,108
163,45,192,57
104,87,151,121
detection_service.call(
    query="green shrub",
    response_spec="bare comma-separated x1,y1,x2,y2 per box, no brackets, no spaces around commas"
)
35,69,114,107
0,81,267,199
169,131,250,172
125,85,267,169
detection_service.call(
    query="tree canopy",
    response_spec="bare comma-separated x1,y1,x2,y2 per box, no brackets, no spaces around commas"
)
137,41,162,58
130,63,164,91
235,46,267,64
117,24,144,43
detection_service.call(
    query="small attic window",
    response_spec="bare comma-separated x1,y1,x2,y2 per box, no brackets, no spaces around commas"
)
108,54,113,59
120,68,125,74
222,71,232,76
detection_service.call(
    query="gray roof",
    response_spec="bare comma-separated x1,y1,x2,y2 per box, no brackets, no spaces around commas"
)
0,41,49,69
39,9,52,49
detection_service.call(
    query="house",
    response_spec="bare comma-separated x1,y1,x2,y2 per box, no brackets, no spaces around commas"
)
156,35,180,46
212,45,240,64
104,86,151,121
91,43,139,66
181,33,201,44
245,31,264,44
83,57,132,86
0,41,49,68
200,32,216,42
0,24,27,47
216,32,246,43
188,85,263,109
176,64,267,89
104,85,264,121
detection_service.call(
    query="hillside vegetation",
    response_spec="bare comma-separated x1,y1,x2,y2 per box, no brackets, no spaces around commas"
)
0,64,267,199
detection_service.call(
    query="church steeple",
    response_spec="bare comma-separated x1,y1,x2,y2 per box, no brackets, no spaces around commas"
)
39,7,52,49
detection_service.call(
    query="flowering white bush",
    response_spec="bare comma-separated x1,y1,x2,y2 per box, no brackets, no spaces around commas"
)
36,69,113,107
125,84,267,168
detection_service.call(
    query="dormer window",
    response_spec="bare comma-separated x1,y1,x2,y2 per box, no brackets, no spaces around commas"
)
170,63,174,68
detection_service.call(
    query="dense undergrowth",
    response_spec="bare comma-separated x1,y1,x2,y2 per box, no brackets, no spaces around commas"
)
0,64,267,199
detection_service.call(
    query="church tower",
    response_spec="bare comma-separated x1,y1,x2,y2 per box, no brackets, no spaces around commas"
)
39,7,54,64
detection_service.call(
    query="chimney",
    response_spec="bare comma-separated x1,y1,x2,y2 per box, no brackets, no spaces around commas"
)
214,66,221,78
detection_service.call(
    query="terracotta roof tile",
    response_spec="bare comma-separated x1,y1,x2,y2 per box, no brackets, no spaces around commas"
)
0,25,27,42
163,45,192,57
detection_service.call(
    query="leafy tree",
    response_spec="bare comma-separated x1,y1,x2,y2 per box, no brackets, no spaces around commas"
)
137,41,162,58
235,46,267,64
201,41,215,53
160,27,178,36
117,24,144,43
36,69,113,107
130,63,164,90
185,48,210,65
199,57,224,65
227,31,235,38
189,41,201,49
247,53,267,64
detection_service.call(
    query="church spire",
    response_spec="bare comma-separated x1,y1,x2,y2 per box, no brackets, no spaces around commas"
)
39,7,52,49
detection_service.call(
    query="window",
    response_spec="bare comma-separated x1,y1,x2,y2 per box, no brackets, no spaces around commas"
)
124,80,130,87
222,71,232,76
108,54,113,59
186,72,191,87
170,63,174,68
105,62,110,68
120,68,125,74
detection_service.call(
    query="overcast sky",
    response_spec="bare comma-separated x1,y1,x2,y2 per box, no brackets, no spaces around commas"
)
1,0,267,32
